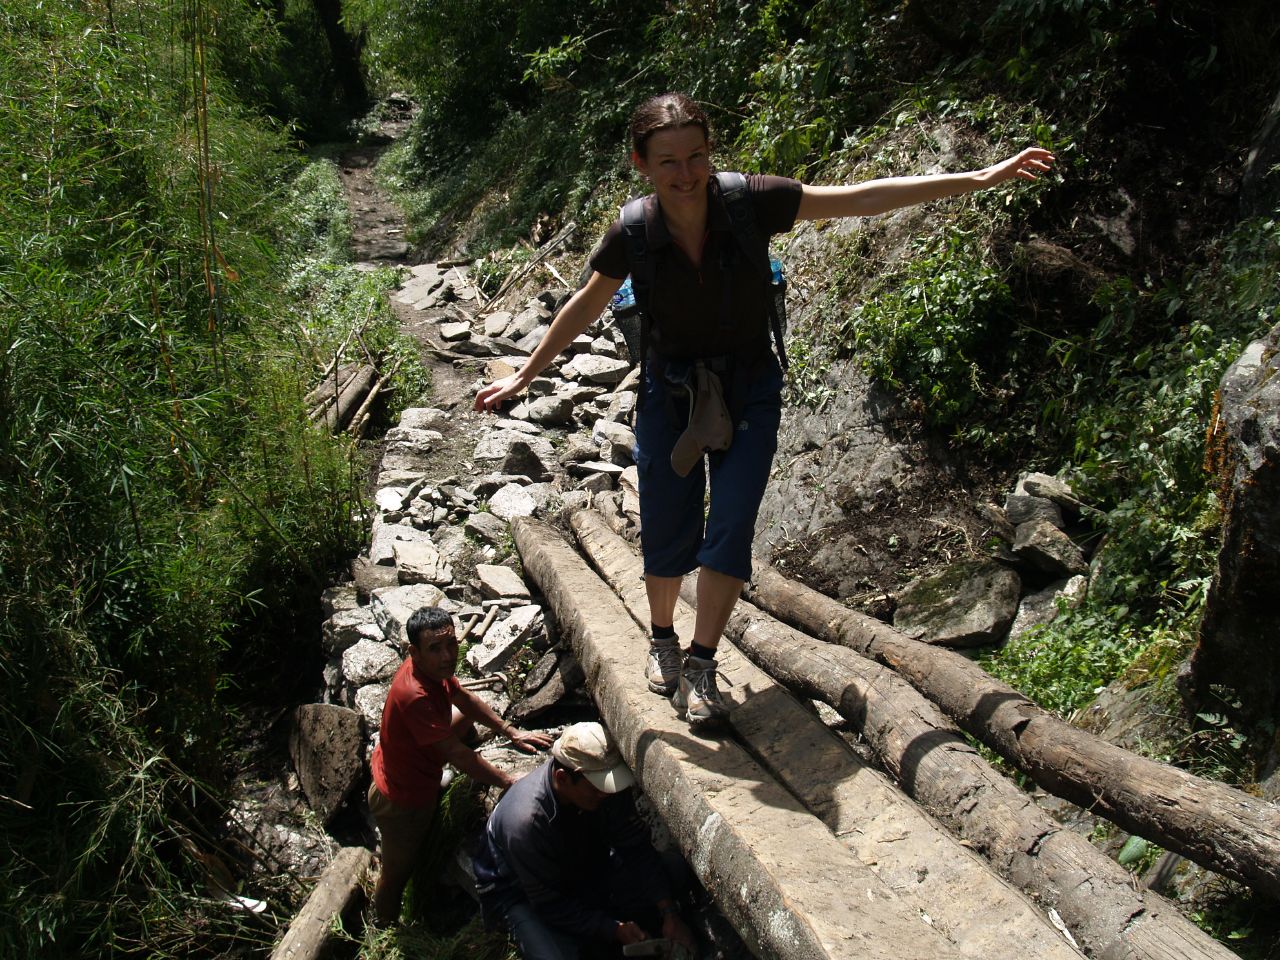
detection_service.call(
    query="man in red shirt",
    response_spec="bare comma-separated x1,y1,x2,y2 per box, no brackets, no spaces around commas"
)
368,605,552,924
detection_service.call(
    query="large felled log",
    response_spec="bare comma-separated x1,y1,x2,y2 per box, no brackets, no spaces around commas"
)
570,509,1085,960
304,362,359,407
702,586,1239,960
512,516,965,960
743,562,1280,901
270,845,371,960
322,363,376,433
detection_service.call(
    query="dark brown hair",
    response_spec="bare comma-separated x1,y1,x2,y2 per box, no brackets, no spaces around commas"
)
629,92,711,160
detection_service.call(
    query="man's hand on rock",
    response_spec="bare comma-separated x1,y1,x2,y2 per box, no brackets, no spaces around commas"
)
506,727,554,753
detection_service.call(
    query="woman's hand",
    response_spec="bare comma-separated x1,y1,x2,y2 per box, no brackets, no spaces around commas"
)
474,373,526,413
506,727,554,754
980,147,1055,186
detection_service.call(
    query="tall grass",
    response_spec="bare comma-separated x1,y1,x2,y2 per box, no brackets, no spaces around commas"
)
0,0,374,954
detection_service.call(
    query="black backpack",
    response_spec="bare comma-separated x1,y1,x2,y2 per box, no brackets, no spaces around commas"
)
613,171,788,370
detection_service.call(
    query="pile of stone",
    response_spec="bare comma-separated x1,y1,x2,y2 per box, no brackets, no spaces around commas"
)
892,472,1093,648
291,271,655,823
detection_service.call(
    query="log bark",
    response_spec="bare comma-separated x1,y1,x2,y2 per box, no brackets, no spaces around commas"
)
570,509,1086,960
706,582,1238,960
305,362,359,408
270,845,371,960
743,562,1280,901
512,516,966,960
322,363,376,433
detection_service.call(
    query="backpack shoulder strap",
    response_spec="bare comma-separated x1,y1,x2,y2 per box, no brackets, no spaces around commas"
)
715,172,771,281
715,172,789,369
620,195,654,365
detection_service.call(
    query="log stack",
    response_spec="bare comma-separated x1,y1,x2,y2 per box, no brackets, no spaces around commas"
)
305,358,399,437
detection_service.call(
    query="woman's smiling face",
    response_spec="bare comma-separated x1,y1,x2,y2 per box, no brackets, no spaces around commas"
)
634,125,710,213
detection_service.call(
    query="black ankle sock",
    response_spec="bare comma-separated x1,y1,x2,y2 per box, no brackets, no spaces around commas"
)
651,623,676,641
687,641,716,661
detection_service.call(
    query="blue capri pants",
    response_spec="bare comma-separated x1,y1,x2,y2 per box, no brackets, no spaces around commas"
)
633,353,783,583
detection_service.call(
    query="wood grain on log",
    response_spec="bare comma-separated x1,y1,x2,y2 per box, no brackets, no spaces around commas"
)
743,562,1280,901
709,584,1238,960
570,509,1086,960
512,516,966,960
269,845,371,960
322,363,376,433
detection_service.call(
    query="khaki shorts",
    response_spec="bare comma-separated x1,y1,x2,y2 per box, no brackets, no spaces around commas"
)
368,781,437,880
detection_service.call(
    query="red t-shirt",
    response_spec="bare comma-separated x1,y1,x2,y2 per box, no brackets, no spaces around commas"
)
371,659,460,808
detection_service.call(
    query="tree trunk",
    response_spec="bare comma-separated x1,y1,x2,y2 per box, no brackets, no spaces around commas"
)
569,509,1087,960
744,561,1280,901
511,516,966,960
323,362,375,433
309,0,368,106
270,845,371,960
714,578,1237,960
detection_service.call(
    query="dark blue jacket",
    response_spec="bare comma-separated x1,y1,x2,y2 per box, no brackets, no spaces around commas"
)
474,759,671,941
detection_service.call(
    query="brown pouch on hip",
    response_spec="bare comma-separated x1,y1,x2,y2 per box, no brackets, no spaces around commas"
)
670,362,733,477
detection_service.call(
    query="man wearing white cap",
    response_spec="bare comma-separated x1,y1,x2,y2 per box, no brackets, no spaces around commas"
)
474,722,694,958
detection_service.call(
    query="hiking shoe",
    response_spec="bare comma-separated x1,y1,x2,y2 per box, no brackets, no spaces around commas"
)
645,636,682,696
672,654,731,728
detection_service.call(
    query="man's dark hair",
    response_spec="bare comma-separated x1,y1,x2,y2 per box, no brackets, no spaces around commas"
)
551,757,585,783
406,606,453,650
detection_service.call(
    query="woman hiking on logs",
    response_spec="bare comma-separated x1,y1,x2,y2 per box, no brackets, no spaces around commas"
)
476,91,1053,730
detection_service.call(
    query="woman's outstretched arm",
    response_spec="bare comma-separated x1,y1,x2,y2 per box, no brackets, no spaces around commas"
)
474,269,623,412
795,147,1054,222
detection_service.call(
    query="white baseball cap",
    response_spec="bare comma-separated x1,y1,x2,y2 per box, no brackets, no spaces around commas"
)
551,722,635,793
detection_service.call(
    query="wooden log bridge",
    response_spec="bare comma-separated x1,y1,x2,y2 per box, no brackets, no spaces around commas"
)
511,510,1249,960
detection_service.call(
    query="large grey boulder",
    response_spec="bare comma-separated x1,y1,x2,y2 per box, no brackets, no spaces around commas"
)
488,483,538,521
562,354,630,385
320,584,359,620
385,426,442,460
354,682,391,731
1004,494,1063,528
474,563,531,602
398,407,450,431
371,583,447,647
1016,472,1084,512
322,606,384,657
393,539,454,585
521,395,575,427
894,560,1021,648
1012,519,1089,577
466,604,543,673
369,519,435,565
465,511,509,547
1007,575,1088,643
342,639,400,686
289,704,364,825
473,429,556,466
1189,322,1280,720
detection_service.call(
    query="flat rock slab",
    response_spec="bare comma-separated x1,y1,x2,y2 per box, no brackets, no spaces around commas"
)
466,604,542,673
290,704,365,825
393,539,453,585
562,354,630,384
513,516,967,960
474,563,531,601
322,606,384,657
488,483,538,521
465,511,509,546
